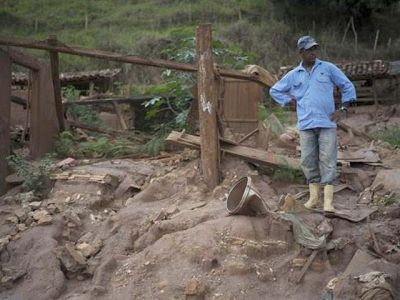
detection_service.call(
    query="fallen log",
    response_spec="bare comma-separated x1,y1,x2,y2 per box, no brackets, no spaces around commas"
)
166,131,300,170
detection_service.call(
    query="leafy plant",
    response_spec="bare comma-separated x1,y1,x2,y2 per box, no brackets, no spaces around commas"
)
54,131,140,158
142,36,253,133
140,124,173,156
6,153,55,193
272,165,305,184
54,131,77,157
62,85,102,127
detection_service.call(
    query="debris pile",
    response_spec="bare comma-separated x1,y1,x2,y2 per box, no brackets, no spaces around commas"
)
0,106,399,299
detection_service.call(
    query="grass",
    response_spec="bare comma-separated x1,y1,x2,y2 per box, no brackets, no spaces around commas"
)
372,127,400,147
2,0,399,73
55,131,142,159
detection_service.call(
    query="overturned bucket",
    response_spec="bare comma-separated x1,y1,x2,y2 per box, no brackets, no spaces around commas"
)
226,176,269,216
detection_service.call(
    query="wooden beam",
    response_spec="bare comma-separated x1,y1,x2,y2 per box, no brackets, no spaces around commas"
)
29,63,60,158
0,35,267,85
62,96,179,106
166,131,301,170
8,48,41,70
48,35,65,131
196,24,220,188
112,101,128,130
11,95,28,108
0,50,11,195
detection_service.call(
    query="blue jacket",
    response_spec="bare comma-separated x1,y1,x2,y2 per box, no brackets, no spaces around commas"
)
269,59,356,130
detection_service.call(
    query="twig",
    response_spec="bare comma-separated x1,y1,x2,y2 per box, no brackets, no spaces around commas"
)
238,128,259,144
296,250,319,284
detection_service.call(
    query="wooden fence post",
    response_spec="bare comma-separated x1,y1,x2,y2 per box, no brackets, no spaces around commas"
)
48,35,65,132
196,24,220,188
0,49,11,194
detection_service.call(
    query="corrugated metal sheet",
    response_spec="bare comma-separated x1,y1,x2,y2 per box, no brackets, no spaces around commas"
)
12,68,121,86
222,78,264,134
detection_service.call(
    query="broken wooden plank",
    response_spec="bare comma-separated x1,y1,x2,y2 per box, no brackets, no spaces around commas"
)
238,127,259,144
50,172,119,187
295,249,319,284
166,131,300,170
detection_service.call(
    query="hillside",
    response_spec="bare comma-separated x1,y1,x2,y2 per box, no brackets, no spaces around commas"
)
1,0,400,75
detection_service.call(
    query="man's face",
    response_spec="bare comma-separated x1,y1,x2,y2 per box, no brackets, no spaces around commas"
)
300,45,318,64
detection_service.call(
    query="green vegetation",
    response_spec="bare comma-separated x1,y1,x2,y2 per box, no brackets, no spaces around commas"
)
372,127,400,147
272,165,305,184
62,86,102,127
55,131,141,158
6,153,54,193
2,0,399,73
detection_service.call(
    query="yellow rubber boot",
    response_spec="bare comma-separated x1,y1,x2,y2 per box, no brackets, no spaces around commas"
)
304,183,320,209
323,184,335,212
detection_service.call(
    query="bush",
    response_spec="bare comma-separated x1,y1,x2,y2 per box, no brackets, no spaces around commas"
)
6,153,55,194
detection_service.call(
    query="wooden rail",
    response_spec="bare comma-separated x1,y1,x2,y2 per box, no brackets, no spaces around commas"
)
0,35,267,86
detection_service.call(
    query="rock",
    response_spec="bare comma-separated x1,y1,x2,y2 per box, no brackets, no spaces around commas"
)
28,201,42,209
57,248,83,274
158,280,169,289
223,256,252,275
3,196,16,205
32,209,49,221
184,278,206,296
37,215,53,225
372,169,400,192
0,235,11,252
63,210,82,227
56,157,76,169
5,173,24,184
14,208,28,222
6,216,19,224
0,267,26,287
76,243,96,258
17,224,27,232
16,191,39,203
46,203,59,214
65,243,86,265
291,258,306,268
0,224,18,238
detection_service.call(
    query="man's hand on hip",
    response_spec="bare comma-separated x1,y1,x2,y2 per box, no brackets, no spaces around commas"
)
331,107,347,122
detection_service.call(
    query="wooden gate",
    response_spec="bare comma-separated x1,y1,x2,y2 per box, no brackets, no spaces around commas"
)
221,78,265,135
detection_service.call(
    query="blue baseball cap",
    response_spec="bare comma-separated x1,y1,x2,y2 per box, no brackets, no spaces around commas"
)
297,36,319,51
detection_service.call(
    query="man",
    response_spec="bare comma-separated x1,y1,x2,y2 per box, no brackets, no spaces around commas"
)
269,36,356,212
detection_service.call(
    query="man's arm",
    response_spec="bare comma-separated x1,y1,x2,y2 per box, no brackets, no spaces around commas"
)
329,64,356,106
269,73,294,107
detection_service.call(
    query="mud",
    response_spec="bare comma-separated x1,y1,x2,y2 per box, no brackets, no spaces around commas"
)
1,105,400,299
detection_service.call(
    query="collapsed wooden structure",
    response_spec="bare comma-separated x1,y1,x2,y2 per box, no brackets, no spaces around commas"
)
280,60,400,105
0,24,278,194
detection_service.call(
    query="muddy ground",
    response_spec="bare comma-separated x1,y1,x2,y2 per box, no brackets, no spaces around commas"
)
1,105,400,300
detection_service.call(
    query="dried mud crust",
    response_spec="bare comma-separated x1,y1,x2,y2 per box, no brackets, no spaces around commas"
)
0,152,399,300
